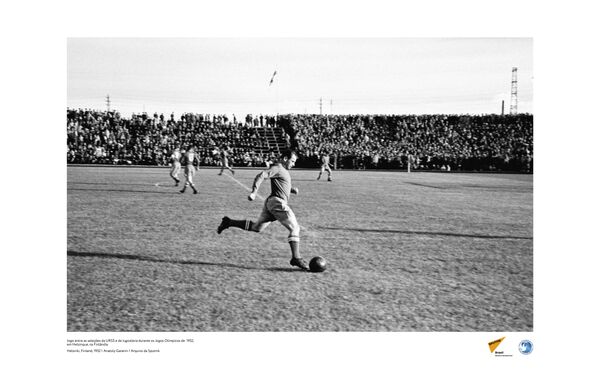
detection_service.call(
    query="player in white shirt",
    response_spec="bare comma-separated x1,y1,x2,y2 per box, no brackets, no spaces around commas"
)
218,146,235,176
317,150,333,181
169,147,182,186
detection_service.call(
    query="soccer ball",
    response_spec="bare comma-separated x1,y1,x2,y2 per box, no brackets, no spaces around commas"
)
309,256,327,273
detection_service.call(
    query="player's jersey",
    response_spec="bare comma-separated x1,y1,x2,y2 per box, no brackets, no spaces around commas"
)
182,151,196,166
171,150,182,164
252,163,292,202
320,155,330,166
220,150,228,160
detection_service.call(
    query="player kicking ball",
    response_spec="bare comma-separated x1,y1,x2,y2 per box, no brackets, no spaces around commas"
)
217,150,309,271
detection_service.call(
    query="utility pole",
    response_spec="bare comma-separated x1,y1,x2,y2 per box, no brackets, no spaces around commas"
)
105,94,111,112
501,100,505,115
510,67,518,114
319,97,323,115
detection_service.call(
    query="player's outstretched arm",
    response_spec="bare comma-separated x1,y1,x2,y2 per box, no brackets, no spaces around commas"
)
248,171,265,200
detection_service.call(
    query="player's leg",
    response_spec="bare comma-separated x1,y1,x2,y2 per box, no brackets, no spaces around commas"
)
326,165,332,181
278,211,301,258
188,168,198,194
175,164,181,184
317,165,324,180
180,166,198,194
180,168,189,193
170,164,181,185
218,201,274,234
224,159,234,175
268,199,307,270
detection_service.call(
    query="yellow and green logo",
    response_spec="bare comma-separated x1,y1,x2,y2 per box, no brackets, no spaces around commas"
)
488,337,506,353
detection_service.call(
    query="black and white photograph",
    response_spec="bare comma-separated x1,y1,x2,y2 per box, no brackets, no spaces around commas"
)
67,38,533,332
6,1,600,375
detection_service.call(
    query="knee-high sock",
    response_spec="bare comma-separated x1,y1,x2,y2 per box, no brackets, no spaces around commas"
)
229,219,254,231
289,241,300,259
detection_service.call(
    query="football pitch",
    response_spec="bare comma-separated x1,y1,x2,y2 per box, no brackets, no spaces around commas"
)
67,166,533,332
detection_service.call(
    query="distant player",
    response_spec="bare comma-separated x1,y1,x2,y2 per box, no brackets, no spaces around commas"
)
317,150,333,181
180,146,200,194
217,150,308,271
169,147,182,186
218,146,235,176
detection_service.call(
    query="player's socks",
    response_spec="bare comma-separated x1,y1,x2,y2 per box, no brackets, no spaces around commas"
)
289,243,308,271
317,174,321,180
289,241,300,259
228,219,254,231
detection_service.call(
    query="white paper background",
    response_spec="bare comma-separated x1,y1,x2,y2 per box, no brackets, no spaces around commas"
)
2,0,598,375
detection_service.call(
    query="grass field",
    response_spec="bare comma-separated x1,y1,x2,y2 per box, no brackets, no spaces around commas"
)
67,166,533,332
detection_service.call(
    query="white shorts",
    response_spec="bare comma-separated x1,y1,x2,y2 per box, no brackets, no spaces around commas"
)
258,196,297,227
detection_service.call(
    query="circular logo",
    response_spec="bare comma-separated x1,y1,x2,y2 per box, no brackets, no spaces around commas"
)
519,340,533,355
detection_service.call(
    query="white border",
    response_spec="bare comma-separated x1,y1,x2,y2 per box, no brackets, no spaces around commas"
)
4,0,599,375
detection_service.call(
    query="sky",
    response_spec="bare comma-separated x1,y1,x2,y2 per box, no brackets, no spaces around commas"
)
68,38,532,117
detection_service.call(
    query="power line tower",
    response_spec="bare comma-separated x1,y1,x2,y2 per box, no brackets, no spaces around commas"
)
105,94,111,112
319,97,323,115
510,67,518,114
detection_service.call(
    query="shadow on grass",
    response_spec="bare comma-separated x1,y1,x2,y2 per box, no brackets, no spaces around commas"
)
320,227,532,240
67,250,301,272
67,187,179,195
68,181,164,187
404,181,531,192
404,182,447,189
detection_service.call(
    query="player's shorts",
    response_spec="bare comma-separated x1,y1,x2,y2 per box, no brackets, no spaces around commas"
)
257,196,297,225
171,161,181,174
221,158,229,167
184,164,195,178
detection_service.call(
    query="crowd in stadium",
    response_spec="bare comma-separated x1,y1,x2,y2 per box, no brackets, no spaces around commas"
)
280,113,533,171
67,109,533,172
67,109,280,167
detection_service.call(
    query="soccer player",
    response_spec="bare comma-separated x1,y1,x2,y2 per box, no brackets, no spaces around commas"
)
217,150,308,271
317,150,333,181
218,146,235,176
180,146,200,194
169,147,182,186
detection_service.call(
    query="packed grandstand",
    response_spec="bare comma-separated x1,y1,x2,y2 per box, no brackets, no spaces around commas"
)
67,109,533,172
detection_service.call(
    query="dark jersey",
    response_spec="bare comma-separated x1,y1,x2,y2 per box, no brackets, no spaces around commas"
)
252,163,292,202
